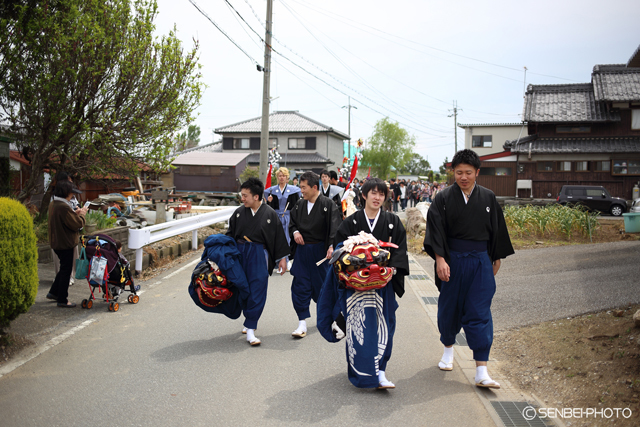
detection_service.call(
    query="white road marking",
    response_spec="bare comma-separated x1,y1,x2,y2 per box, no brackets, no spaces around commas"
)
0,319,96,378
163,258,200,279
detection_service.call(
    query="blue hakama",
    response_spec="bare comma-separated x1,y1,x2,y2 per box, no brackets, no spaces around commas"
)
438,248,496,361
290,242,328,320
236,241,270,330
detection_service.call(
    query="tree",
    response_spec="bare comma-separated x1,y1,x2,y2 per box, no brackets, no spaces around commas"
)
398,153,430,176
361,118,415,179
174,124,201,152
439,157,449,175
0,0,203,214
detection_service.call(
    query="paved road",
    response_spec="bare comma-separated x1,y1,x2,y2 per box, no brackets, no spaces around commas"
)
415,240,640,331
0,254,495,427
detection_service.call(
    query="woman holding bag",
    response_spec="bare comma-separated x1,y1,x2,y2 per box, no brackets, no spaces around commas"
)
47,180,87,307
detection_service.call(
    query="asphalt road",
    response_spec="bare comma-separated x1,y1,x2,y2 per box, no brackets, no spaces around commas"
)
415,240,640,331
0,254,494,427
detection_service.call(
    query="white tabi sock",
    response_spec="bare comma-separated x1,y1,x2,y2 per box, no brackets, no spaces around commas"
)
475,365,489,382
442,346,454,364
246,328,256,342
297,320,307,333
378,370,387,383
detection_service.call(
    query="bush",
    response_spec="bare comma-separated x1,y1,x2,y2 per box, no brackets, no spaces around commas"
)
84,210,117,231
0,198,39,330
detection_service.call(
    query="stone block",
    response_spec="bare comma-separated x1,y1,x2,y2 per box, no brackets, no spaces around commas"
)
171,243,181,257
181,240,190,254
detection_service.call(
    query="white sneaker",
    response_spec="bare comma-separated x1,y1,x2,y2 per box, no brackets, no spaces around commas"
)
69,277,75,286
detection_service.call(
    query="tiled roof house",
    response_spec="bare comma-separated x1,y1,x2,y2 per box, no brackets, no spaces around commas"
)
214,111,349,174
499,45,640,200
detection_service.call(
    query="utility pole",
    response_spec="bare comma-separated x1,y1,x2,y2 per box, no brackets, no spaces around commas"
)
448,100,460,154
342,96,357,159
258,0,274,183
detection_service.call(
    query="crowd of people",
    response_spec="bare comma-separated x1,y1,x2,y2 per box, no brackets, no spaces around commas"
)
201,149,513,391
46,149,513,392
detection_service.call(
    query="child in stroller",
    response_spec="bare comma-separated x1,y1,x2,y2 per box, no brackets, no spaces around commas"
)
81,234,140,312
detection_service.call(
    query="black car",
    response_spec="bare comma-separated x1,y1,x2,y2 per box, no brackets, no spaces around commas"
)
557,185,627,216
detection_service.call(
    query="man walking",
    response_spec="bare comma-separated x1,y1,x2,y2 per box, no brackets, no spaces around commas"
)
288,172,341,338
317,177,409,389
226,178,290,346
423,149,514,388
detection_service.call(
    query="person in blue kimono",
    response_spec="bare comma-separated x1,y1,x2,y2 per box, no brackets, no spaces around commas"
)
226,178,290,346
264,167,301,246
317,178,409,389
423,149,514,389
288,171,341,338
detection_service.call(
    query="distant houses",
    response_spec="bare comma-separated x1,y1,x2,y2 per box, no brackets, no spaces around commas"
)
215,110,349,174
466,44,640,200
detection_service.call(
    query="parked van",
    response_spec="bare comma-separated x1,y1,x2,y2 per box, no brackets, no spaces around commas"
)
556,185,627,216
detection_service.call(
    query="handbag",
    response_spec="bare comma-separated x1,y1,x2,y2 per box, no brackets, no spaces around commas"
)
74,237,90,280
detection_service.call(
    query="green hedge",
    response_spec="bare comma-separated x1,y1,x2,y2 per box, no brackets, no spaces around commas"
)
0,198,39,330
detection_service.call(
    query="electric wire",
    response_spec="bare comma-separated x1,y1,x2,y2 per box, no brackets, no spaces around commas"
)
188,0,261,66
290,0,578,83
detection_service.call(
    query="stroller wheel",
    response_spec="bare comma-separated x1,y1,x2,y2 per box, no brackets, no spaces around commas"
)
81,299,88,309
109,302,119,312
128,295,133,303
86,299,93,309
131,295,139,304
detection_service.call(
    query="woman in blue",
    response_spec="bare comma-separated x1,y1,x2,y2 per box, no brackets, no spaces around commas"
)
264,167,301,247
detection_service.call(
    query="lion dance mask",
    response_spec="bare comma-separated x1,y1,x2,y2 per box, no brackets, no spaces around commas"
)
330,231,398,291
193,260,233,308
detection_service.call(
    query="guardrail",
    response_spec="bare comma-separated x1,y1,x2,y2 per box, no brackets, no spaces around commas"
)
128,206,236,272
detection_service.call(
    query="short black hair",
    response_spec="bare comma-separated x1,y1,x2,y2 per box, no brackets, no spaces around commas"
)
451,149,481,170
329,170,338,180
115,240,122,250
361,177,388,199
240,177,264,199
53,180,73,198
320,170,330,178
299,171,319,190
390,178,396,182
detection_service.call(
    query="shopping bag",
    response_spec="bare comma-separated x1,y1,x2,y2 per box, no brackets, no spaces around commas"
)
75,245,90,280
88,255,109,285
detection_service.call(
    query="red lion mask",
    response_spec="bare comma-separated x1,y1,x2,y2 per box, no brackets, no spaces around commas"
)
194,262,233,308
332,241,397,291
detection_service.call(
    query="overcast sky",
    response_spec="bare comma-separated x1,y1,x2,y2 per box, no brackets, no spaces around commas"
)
154,0,640,170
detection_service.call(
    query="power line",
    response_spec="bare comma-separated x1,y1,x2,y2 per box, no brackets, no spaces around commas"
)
289,0,579,83
188,0,261,66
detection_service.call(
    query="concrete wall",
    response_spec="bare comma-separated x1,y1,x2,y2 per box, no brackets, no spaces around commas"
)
38,226,133,264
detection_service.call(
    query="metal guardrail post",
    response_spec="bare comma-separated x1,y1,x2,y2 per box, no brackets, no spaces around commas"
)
128,206,234,274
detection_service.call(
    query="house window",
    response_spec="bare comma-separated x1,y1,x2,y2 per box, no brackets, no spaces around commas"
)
269,138,278,149
233,138,249,149
575,161,589,172
472,135,492,148
594,161,611,172
288,138,306,149
556,126,591,133
556,161,571,172
632,110,640,130
612,159,640,176
479,167,512,176
537,161,553,172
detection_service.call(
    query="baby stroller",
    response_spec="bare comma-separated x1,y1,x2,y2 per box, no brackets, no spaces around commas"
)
80,234,139,312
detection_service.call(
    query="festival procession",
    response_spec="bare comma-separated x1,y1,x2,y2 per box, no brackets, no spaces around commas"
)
187,141,512,391
3,1,640,426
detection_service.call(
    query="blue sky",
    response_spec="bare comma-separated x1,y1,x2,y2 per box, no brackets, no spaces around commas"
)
154,0,640,170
